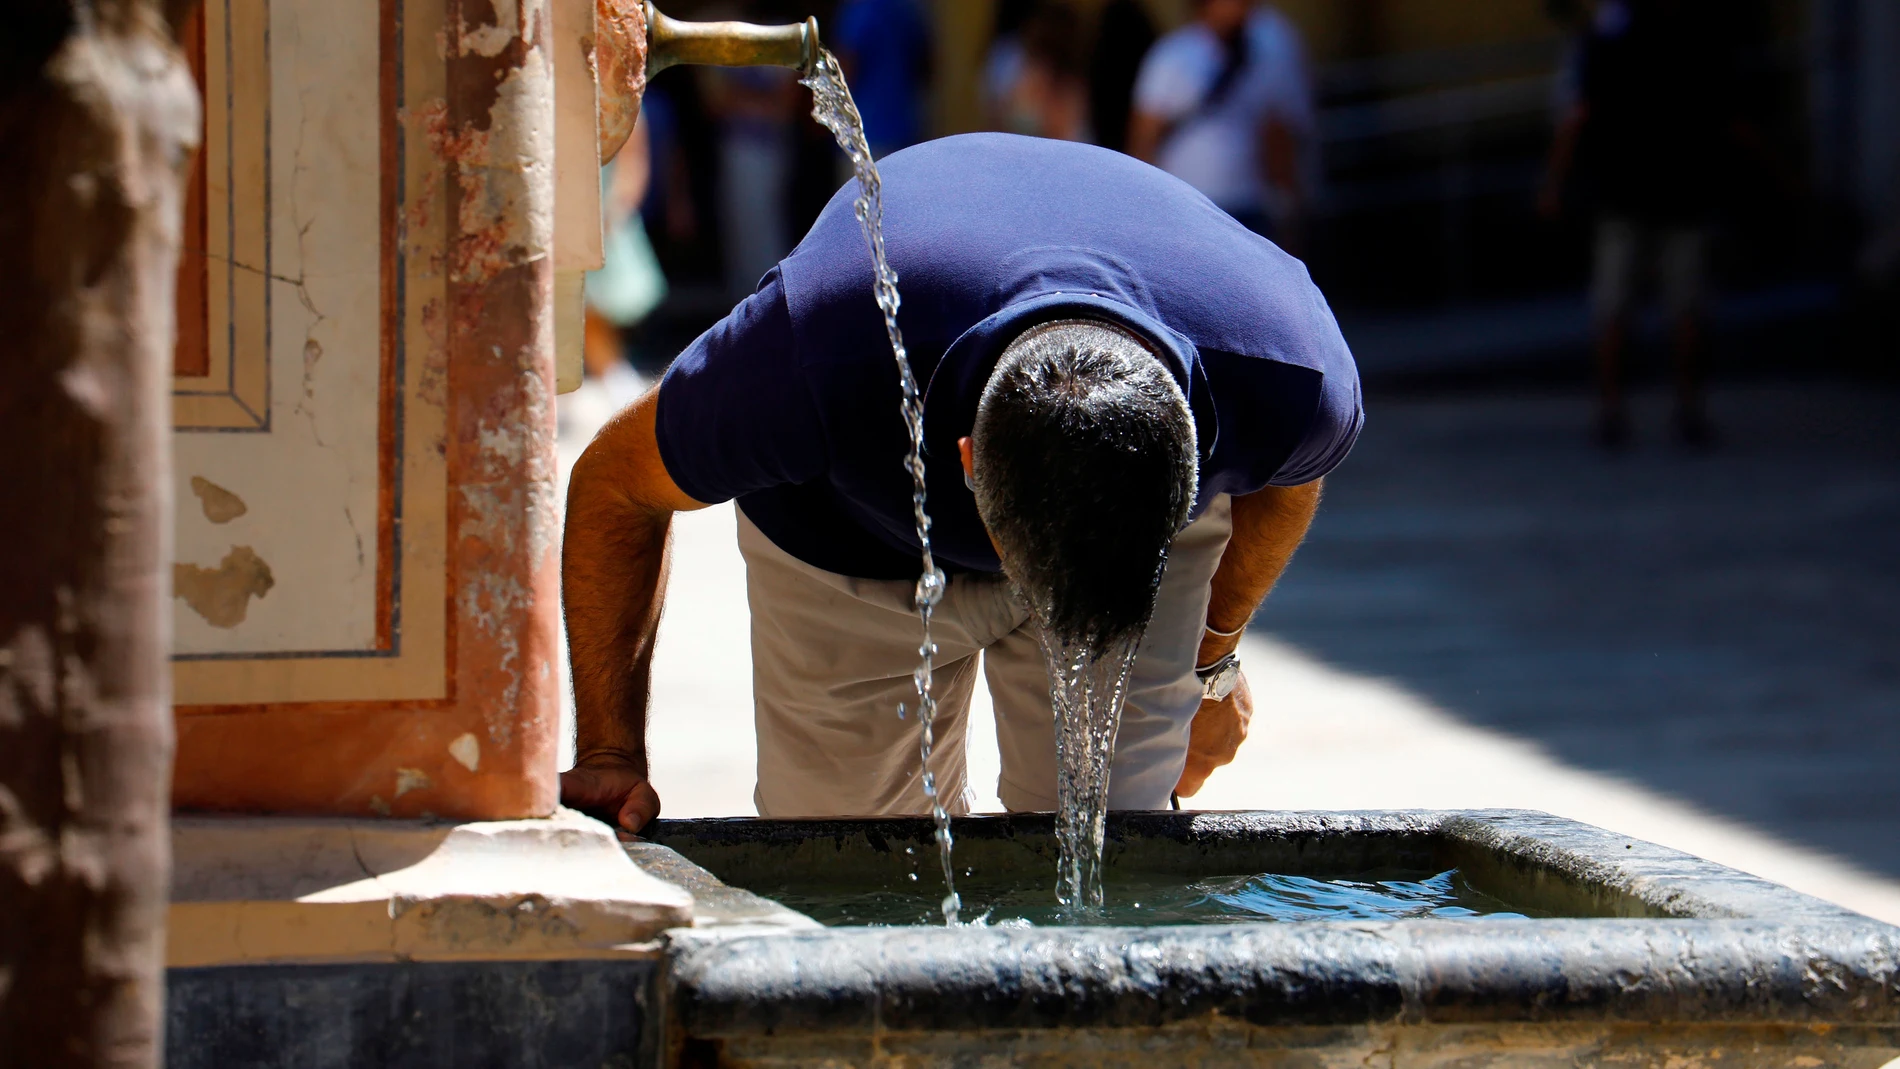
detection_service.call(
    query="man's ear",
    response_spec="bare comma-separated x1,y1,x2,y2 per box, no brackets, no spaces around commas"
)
958,436,976,492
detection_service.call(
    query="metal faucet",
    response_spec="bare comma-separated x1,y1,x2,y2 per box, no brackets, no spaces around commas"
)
644,2,819,78
598,1,820,162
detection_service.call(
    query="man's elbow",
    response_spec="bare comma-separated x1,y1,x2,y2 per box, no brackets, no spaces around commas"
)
569,429,661,525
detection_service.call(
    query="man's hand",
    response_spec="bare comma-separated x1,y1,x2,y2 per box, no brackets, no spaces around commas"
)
561,752,662,836
1175,671,1252,798
1173,481,1321,798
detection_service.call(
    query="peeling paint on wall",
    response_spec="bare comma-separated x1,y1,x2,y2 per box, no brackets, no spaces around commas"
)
189,476,249,523
174,547,276,628
395,767,433,796
448,733,481,772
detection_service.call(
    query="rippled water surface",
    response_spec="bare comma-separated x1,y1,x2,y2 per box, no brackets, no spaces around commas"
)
756,867,1541,927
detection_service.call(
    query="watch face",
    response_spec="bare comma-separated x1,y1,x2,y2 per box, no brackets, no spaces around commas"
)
1202,656,1240,701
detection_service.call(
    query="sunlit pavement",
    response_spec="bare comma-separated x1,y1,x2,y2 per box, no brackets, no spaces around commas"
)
558,374,1900,924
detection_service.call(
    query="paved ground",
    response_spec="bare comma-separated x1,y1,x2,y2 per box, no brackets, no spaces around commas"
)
1257,380,1900,874
557,375,1900,923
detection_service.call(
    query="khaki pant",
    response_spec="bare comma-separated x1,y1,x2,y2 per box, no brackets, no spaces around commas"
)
739,497,1233,817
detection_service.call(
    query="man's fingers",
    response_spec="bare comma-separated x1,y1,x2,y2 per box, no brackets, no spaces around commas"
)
1174,682,1254,799
616,781,661,834
559,764,659,834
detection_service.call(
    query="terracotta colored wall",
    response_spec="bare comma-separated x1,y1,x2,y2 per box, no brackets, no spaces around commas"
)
168,0,564,820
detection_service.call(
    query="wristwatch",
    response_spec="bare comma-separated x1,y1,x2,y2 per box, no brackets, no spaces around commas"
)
1196,651,1241,702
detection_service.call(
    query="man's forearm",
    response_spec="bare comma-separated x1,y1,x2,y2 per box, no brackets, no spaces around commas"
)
1197,480,1322,665
562,453,673,771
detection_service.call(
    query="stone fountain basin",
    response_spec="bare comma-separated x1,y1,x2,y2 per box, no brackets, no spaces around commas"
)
638,809,1900,1068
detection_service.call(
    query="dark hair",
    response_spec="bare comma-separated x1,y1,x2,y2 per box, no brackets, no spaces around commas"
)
971,320,1198,647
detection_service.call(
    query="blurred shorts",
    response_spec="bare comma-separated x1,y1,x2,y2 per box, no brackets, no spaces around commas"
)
1592,216,1709,328
737,497,1233,819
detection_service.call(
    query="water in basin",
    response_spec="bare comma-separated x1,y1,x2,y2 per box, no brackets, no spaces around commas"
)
749,865,1543,927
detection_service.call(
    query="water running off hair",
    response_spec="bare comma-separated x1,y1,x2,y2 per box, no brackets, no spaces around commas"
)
802,50,960,926
1041,630,1143,912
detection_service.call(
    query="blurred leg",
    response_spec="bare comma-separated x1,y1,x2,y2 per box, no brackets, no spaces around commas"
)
1590,216,1640,448
1661,226,1713,445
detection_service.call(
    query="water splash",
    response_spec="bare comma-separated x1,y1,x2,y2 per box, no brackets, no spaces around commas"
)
801,50,960,925
1039,629,1142,912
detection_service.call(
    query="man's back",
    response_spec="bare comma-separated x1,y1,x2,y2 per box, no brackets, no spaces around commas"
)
656,134,1359,579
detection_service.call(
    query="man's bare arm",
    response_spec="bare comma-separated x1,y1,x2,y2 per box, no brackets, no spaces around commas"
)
1199,480,1321,663
561,386,707,832
1177,479,1323,796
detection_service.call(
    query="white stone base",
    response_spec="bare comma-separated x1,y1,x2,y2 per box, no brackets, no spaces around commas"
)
169,808,692,966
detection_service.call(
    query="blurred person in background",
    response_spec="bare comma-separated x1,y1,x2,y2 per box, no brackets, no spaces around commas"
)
1128,0,1316,253
705,52,802,302
981,0,1036,128
1541,0,1748,449
986,1,1090,142
1850,168,1900,374
831,0,934,160
584,112,669,408
638,83,702,269
1088,0,1157,153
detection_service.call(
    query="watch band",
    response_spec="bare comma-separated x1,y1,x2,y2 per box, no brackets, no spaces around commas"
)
1195,650,1241,702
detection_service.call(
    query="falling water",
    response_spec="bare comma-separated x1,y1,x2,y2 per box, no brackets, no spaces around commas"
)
1040,630,1143,912
802,50,960,926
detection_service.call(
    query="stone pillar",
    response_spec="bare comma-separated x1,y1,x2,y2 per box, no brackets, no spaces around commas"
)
0,0,200,1062
440,0,563,817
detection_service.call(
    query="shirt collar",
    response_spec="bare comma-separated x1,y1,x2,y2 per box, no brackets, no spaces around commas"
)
921,291,1219,468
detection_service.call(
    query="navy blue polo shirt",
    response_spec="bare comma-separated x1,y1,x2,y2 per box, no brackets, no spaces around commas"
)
656,133,1361,581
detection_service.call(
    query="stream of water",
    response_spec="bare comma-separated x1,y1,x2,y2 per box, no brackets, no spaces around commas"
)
1041,631,1143,913
802,50,960,925
800,50,1155,924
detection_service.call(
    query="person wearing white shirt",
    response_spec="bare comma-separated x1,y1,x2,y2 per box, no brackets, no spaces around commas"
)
1128,0,1315,251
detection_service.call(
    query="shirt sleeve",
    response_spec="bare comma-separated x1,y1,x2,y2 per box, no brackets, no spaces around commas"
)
1271,365,1362,486
654,268,827,504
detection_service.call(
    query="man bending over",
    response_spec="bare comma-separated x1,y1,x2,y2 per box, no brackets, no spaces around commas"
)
562,133,1361,833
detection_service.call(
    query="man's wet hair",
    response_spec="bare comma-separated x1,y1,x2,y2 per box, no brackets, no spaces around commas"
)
971,319,1198,647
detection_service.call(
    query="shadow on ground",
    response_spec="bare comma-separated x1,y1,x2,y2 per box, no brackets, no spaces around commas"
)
1259,378,1900,876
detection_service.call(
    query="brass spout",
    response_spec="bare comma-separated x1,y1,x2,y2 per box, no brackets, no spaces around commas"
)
597,1,821,162
643,3,819,78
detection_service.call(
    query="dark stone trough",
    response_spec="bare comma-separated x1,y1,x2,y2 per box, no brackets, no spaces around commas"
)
165,809,1900,1067
643,809,1900,1068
